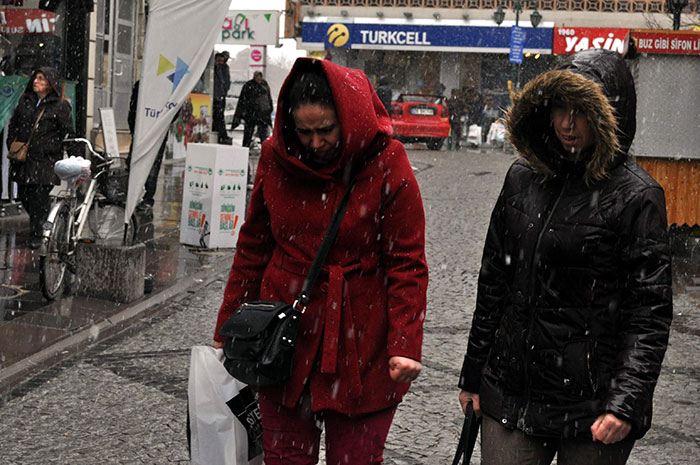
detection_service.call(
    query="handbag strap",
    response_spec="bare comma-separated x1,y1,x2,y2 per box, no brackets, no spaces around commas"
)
451,402,481,465
26,107,46,146
294,161,367,310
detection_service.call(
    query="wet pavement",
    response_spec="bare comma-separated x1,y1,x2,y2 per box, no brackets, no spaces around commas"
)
0,142,248,396
0,142,698,464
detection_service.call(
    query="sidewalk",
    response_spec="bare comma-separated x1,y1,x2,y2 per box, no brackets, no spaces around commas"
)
0,134,254,399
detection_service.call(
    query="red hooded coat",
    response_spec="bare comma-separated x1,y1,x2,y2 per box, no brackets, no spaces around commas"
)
214,58,428,415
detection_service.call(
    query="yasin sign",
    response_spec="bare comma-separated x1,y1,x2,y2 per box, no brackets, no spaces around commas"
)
219,10,279,45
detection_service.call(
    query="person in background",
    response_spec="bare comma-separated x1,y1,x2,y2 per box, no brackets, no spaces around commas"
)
213,51,231,144
7,67,79,249
481,95,501,144
465,87,483,127
375,75,393,113
231,71,273,148
213,57,428,464
446,88,467,150
457,48,672,465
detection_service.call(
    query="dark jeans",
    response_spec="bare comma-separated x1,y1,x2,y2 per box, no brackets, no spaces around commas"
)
212,98,227,139
450,120,463,147
481,414,635,465
242,119,269,148
17,183,53,237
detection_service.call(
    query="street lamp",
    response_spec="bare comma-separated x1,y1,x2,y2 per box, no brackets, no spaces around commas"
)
493,2,543,90
667,0,688,30
493,6,505,25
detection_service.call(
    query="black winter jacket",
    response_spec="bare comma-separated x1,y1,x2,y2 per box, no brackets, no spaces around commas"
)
233,78,273,126
459,50,672,440
8,67,78,185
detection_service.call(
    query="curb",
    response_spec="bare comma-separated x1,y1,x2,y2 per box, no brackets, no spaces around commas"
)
0,253,232,400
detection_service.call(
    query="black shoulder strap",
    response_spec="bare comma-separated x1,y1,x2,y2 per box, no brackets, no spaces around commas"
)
295,162,366,310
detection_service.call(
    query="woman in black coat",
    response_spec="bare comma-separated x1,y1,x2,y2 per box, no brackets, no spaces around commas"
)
457,49,672,464
8,67,77,248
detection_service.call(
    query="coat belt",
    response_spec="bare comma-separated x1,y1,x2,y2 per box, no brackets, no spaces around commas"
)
274,251,379,399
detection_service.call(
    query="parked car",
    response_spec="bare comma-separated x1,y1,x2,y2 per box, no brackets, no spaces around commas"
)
389,94,450,150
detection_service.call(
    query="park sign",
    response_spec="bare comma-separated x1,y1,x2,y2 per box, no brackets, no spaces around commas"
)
219,10,280,45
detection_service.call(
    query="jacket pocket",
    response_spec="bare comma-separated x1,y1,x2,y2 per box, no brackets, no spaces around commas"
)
561,339,597,396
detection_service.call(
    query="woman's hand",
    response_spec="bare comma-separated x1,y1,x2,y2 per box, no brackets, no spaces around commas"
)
388,356,422,383
591,413,632,444
459,390,481,416
213,340,224,349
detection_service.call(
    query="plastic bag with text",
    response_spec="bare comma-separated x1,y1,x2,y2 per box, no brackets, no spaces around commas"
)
188,346,263,465
467,124,482,147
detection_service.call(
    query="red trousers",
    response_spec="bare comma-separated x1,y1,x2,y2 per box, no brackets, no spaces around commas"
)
258,391,396,465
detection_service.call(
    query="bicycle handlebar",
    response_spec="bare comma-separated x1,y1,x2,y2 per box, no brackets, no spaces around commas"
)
63,137,108,162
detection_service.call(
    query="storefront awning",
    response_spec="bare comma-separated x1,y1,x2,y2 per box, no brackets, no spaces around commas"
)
301,17,553,54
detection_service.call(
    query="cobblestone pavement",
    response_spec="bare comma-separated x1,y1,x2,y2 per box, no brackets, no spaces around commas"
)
0,147,698,464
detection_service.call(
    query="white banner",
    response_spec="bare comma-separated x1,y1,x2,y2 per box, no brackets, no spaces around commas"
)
126,0,230,224
219,11,280,46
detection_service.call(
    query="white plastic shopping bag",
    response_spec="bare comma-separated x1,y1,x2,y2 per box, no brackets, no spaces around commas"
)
188,346,263,465
487,119,506,147
467,124,482,147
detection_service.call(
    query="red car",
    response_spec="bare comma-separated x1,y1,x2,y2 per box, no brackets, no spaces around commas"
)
389,94,450,150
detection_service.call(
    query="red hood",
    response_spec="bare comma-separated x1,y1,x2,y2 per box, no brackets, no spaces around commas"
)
269,58,393,180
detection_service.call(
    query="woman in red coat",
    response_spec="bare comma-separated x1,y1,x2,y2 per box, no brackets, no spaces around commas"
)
213,58,428,463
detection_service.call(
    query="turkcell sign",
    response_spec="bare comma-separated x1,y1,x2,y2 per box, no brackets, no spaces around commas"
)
509,26,525,64
303,19,553,53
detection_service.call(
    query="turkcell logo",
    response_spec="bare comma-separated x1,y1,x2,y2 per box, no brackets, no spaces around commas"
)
326,23,350,48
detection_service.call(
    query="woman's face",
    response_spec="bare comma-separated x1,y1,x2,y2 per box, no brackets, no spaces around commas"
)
551,102,594,155
292,103,341,165
32,72,50,98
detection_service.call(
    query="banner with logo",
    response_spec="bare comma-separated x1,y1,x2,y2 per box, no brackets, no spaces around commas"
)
126,0,230,224
302,18,553,53
0,8,56,35
219,10,280,46
631,30,700,55
553,27,630,55
0,75,28,130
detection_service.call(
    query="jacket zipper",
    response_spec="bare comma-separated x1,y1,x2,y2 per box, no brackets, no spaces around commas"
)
521,179,569,429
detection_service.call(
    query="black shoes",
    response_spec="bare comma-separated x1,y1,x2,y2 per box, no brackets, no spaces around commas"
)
218,137,233,145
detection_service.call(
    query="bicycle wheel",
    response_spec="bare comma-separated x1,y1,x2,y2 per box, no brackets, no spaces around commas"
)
86,203,137,246
40,201,71,300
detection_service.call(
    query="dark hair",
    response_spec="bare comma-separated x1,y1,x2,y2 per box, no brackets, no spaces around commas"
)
287,71,334,111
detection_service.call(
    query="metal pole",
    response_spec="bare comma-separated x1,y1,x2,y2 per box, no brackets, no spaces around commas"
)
512,0,521,90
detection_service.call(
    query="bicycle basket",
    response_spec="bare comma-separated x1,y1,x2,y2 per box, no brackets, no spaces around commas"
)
98,168,129,205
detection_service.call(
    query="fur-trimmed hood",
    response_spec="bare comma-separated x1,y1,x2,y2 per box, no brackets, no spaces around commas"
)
506,49,636,184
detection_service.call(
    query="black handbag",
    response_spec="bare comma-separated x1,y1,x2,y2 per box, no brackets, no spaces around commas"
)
219,168,360,388
452,402,482,465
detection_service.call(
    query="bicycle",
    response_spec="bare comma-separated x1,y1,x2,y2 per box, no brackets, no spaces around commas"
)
39,137,137,300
